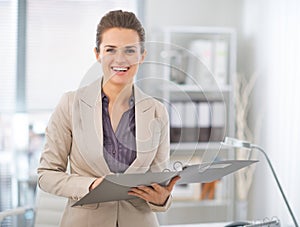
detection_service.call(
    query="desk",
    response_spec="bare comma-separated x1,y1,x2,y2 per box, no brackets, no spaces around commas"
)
160,220,281,227
161,223,228,227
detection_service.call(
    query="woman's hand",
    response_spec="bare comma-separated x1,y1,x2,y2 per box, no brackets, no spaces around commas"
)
128,176,181,206
89,177,104,191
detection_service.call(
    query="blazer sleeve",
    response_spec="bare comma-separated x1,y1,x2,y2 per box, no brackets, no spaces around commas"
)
148,101,173,212
149,102,170,172
37,92,96,200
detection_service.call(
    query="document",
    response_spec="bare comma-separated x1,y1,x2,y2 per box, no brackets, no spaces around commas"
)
72,160,257,206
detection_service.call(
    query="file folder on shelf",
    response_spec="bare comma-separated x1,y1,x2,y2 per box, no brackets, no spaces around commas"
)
72,160,257,206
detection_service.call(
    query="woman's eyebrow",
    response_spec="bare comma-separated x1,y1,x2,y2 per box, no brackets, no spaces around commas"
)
104,45,117,48
103,45,137,49
124,45,138,49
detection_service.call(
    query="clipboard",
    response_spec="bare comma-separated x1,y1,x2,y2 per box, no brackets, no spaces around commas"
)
72,160,257,206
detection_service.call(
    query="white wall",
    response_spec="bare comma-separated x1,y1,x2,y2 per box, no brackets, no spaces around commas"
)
144,0,242,28
243,0,300,225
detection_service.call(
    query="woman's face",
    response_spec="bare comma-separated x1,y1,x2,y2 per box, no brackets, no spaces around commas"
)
96,27,145,86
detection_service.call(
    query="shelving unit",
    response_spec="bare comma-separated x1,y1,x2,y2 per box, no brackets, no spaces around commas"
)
138,26,236,225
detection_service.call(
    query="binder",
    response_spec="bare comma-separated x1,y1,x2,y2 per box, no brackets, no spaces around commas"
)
170,102,184,143
198,101,212,142
187,39,214,85
182,102,198,142
210,102,226,141
72,160,257,206
214,40,228,85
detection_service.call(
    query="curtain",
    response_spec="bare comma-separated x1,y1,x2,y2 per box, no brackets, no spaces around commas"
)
245,0,300,225
265,0,300,224
0,0,17,112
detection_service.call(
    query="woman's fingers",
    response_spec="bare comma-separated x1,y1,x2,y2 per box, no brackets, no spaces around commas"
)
128,187,150,201
166,175,181,191
89,177,104,191
128,175,181,205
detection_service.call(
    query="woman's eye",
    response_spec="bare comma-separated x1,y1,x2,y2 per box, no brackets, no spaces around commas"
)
124,48,136,54
106,48,116,53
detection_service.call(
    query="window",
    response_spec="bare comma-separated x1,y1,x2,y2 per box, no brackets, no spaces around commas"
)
26,0,138,110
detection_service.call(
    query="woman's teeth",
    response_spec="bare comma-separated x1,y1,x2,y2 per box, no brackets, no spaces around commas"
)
112,67,129,72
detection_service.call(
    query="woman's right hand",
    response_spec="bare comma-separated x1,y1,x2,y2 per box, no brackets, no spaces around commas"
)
89,177,104,191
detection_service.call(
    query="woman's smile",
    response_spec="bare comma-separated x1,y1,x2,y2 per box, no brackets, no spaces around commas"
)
111,66,131,76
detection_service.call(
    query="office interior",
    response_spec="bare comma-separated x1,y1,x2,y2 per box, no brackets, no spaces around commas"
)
0,0,299,226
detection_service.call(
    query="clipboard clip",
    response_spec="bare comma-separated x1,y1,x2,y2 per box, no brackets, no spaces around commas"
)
163,161,184,172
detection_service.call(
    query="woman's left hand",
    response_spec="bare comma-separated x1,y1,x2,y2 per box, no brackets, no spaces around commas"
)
128,176,181,206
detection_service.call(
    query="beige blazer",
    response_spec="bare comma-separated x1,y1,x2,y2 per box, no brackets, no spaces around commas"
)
37,78,171,227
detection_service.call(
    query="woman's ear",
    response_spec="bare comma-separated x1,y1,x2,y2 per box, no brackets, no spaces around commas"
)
139,49,147,64
94,47,101,62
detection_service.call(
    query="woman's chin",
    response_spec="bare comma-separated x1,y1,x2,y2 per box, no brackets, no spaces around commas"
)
106,75,134,86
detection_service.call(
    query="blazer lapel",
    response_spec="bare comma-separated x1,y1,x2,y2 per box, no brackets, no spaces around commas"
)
73,78,111,175
74,81,161,175
125,86,161,174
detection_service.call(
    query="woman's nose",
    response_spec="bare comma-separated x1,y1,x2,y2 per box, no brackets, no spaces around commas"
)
114,50,127,64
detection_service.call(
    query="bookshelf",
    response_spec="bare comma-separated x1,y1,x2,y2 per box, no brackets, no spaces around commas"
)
138,26,236,224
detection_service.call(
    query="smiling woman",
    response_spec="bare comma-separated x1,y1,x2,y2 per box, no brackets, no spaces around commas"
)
37,10,179,227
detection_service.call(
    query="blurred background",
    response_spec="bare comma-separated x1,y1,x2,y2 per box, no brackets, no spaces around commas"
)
0,0,299,226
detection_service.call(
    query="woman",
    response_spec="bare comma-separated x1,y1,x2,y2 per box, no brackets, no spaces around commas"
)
38,10,179,227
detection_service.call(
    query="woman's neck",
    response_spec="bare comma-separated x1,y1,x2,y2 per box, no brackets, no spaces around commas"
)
102,81,133,105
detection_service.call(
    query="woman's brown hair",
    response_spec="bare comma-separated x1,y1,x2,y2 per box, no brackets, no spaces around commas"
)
96,10,145,53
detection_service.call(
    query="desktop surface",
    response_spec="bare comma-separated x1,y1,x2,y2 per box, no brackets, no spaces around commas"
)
161,223,230,227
